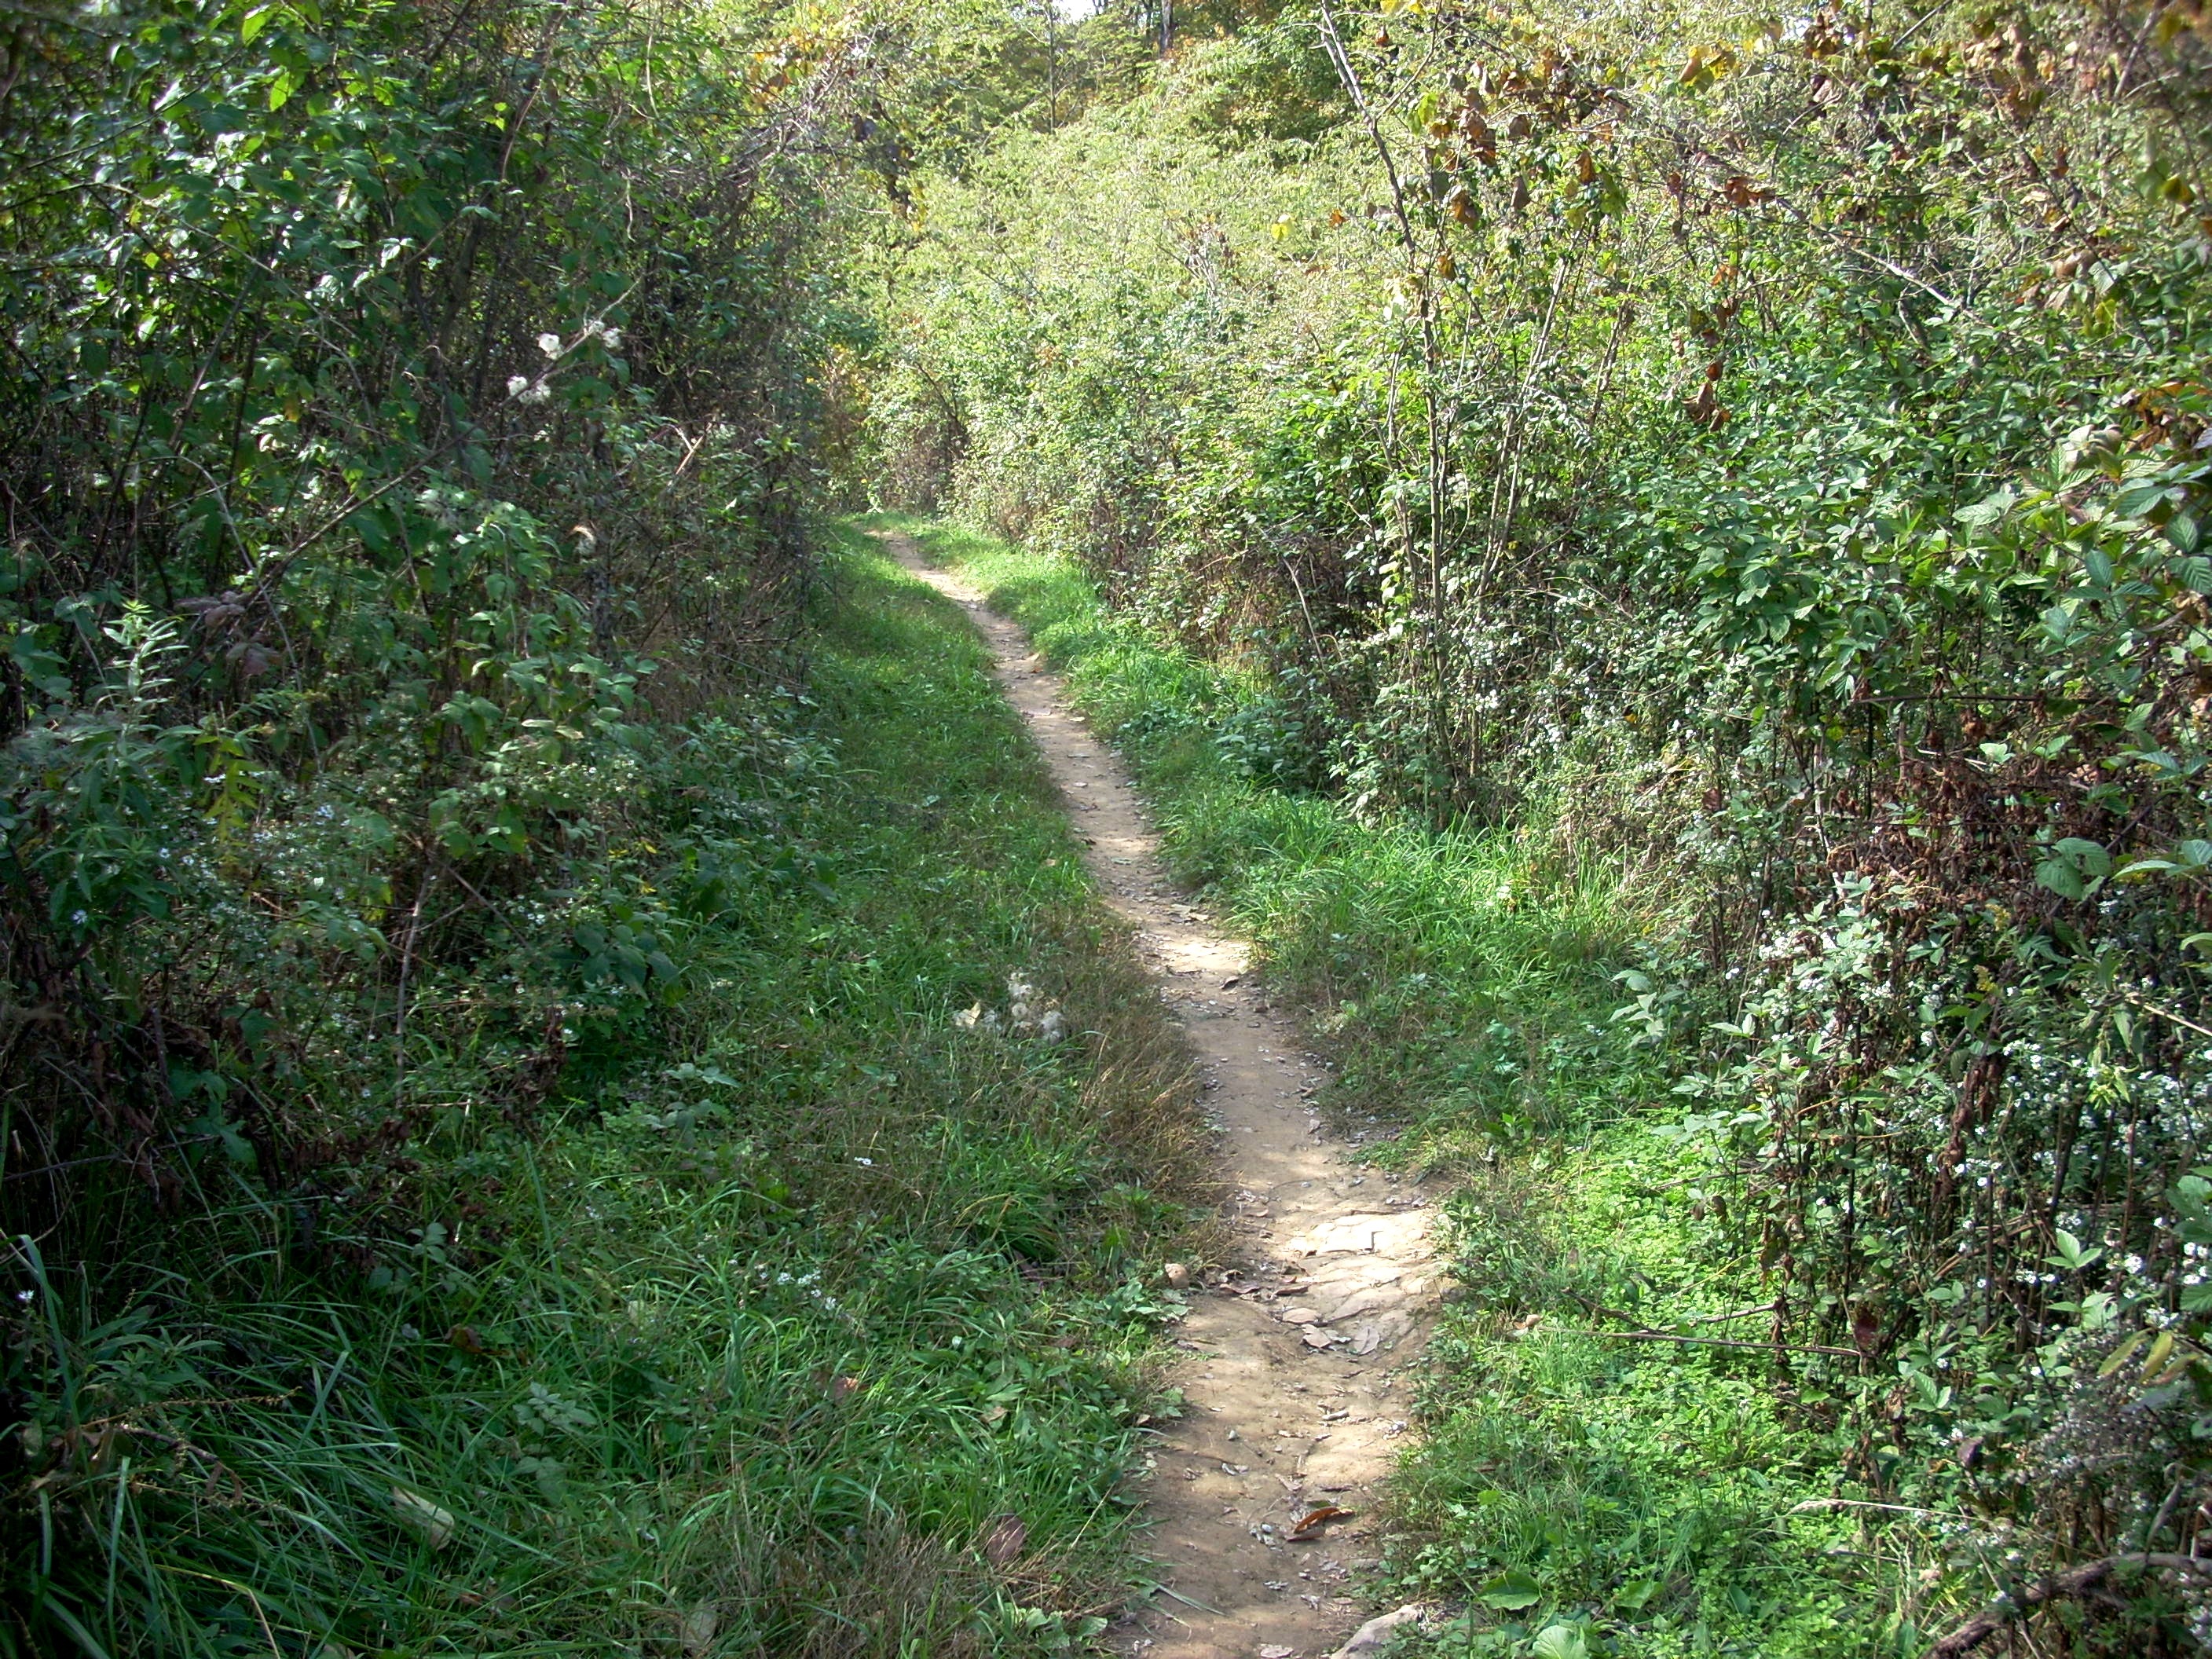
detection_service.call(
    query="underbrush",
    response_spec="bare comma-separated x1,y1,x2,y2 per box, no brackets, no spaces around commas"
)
886,514,2210,1658
5,533,1210,1657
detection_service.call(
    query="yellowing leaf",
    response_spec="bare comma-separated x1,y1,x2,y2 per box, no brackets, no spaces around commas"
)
390,1486,456,1548
2097,1331,2146,1378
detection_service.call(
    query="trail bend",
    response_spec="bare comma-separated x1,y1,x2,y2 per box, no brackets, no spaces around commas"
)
882,531,1440,1659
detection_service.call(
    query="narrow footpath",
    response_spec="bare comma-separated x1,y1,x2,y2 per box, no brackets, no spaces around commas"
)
884,533,1440,1659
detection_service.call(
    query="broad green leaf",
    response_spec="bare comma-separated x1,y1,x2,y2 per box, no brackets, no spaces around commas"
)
2035,858,2086,900
2053,837,2112,878
1478,1569,1542,1610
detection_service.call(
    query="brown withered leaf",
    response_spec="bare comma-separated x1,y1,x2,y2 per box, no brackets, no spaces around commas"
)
1287,1504,1352,1541
983,1511,1027,1566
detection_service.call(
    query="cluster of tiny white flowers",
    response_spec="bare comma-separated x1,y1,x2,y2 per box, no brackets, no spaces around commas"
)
510,322,622,405
954,972,1068,1042
753,1260,839,1313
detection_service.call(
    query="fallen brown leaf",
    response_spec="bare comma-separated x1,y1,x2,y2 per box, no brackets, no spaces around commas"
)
983,1511,1027,1566
1288,1503,1352,1540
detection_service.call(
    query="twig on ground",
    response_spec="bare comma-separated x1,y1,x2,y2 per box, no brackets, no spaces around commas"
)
1584,1328,1865,1359
1928,1554,2212,1656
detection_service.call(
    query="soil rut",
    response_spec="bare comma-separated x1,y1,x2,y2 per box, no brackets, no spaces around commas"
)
885,534,1439,1659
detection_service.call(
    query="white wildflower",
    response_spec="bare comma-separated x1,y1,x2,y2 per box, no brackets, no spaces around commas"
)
537,331,563,357
507,375,530,397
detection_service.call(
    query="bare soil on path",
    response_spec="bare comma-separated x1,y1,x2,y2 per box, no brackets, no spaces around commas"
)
883,533,1440,1659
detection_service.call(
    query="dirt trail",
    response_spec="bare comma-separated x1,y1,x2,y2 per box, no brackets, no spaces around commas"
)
885,534,1439,1659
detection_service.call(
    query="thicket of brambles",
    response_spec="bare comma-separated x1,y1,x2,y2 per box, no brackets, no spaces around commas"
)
5,0,831,1229
0,0,844,1630
876,0,2212,1649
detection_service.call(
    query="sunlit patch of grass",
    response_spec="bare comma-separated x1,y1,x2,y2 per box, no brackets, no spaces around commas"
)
877,511,1679,1159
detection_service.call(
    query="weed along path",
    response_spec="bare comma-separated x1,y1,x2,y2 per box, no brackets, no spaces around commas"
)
881,532,1439,1659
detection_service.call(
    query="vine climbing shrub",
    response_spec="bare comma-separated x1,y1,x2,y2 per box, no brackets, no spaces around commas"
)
0,0,859,1236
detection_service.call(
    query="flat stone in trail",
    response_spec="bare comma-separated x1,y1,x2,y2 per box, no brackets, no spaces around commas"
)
881,533,1440,1659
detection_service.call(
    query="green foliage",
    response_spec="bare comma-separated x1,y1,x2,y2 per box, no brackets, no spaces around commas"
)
894,504,2212,1652
878,0,2212,1647
2,0,1247,1645
0,0,871,1243
2,533,1210,1654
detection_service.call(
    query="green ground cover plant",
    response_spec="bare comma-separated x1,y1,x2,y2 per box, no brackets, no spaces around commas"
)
5,2,1249,1649
5,531,1211,1655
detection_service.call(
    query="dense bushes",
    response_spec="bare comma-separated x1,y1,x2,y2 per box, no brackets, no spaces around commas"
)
1,0,853,1253
878,1,2212,1650
2,0,860,1639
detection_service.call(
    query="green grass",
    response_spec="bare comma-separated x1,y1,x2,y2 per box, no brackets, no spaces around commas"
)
879,512,1950,1659
13,530,1210,1659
